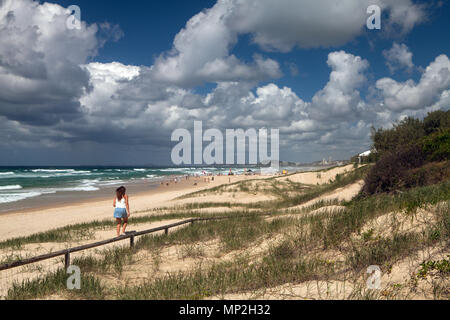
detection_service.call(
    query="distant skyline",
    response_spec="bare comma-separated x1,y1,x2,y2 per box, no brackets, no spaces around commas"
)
0,0,449,166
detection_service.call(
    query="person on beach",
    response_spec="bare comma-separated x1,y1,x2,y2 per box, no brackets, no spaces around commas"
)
113,186,130,237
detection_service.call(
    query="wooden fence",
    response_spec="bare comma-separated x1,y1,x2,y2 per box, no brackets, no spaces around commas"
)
0,214,271,272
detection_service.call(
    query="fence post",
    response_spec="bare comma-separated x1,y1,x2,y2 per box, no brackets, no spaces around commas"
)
164,228,168,236
130,235,135,248
64,251,70,270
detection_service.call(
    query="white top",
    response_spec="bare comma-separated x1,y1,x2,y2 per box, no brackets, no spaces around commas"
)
115,197,126,209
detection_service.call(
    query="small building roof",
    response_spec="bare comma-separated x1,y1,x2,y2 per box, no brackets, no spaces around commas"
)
359,150,372,157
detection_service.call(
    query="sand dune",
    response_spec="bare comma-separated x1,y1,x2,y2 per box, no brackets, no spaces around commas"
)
278,165,355,185
2,164,445,301
285,180,364,212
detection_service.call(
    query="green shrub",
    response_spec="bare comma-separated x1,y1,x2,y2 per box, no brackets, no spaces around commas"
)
401,162,450,189
371,111,449,157
362,110,449,194
362,144,425,194
372,117,425,156
422,129,450,162
423,110,450,135
417,256,450,279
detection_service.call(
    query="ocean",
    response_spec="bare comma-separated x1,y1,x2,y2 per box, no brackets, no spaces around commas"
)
0,166,261,205
0,165,327,210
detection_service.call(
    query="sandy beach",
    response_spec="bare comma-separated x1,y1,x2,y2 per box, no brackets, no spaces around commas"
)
0,165,355,242
0,171,280,242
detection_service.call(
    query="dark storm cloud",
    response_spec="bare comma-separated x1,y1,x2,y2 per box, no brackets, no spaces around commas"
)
0,0,98,126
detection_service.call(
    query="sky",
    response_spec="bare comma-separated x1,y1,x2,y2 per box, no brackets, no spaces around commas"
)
0,0,449,166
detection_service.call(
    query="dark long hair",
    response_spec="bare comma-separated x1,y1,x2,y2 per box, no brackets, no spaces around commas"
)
116,186,126,201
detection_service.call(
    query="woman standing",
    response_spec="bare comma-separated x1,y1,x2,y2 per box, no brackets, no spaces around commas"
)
113,186,130,237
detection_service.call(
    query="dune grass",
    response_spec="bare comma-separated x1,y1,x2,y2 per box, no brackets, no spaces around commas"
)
0,210,253,251
6,268,106,300
3,167,449,300
117,181,449,300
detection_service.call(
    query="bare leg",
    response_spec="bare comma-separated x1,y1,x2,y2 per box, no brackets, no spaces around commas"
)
122,218,128,234
116,218,122,237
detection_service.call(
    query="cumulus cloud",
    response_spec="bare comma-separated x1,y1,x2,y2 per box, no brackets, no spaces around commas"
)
309,51,369,121
151,0,425,87
243,84,306,123
80,62,141,117
383,42,415,73
151,0,282,87
229,0,425,51
376,54,450,112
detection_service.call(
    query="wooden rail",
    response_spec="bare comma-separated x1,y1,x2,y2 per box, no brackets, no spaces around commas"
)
0,213,273,272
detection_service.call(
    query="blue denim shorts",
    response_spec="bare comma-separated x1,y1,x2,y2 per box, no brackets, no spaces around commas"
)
114,208,127,219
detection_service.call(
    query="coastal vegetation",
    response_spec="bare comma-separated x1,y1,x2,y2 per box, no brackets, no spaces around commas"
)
1,111,449,300
363,110,449,194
